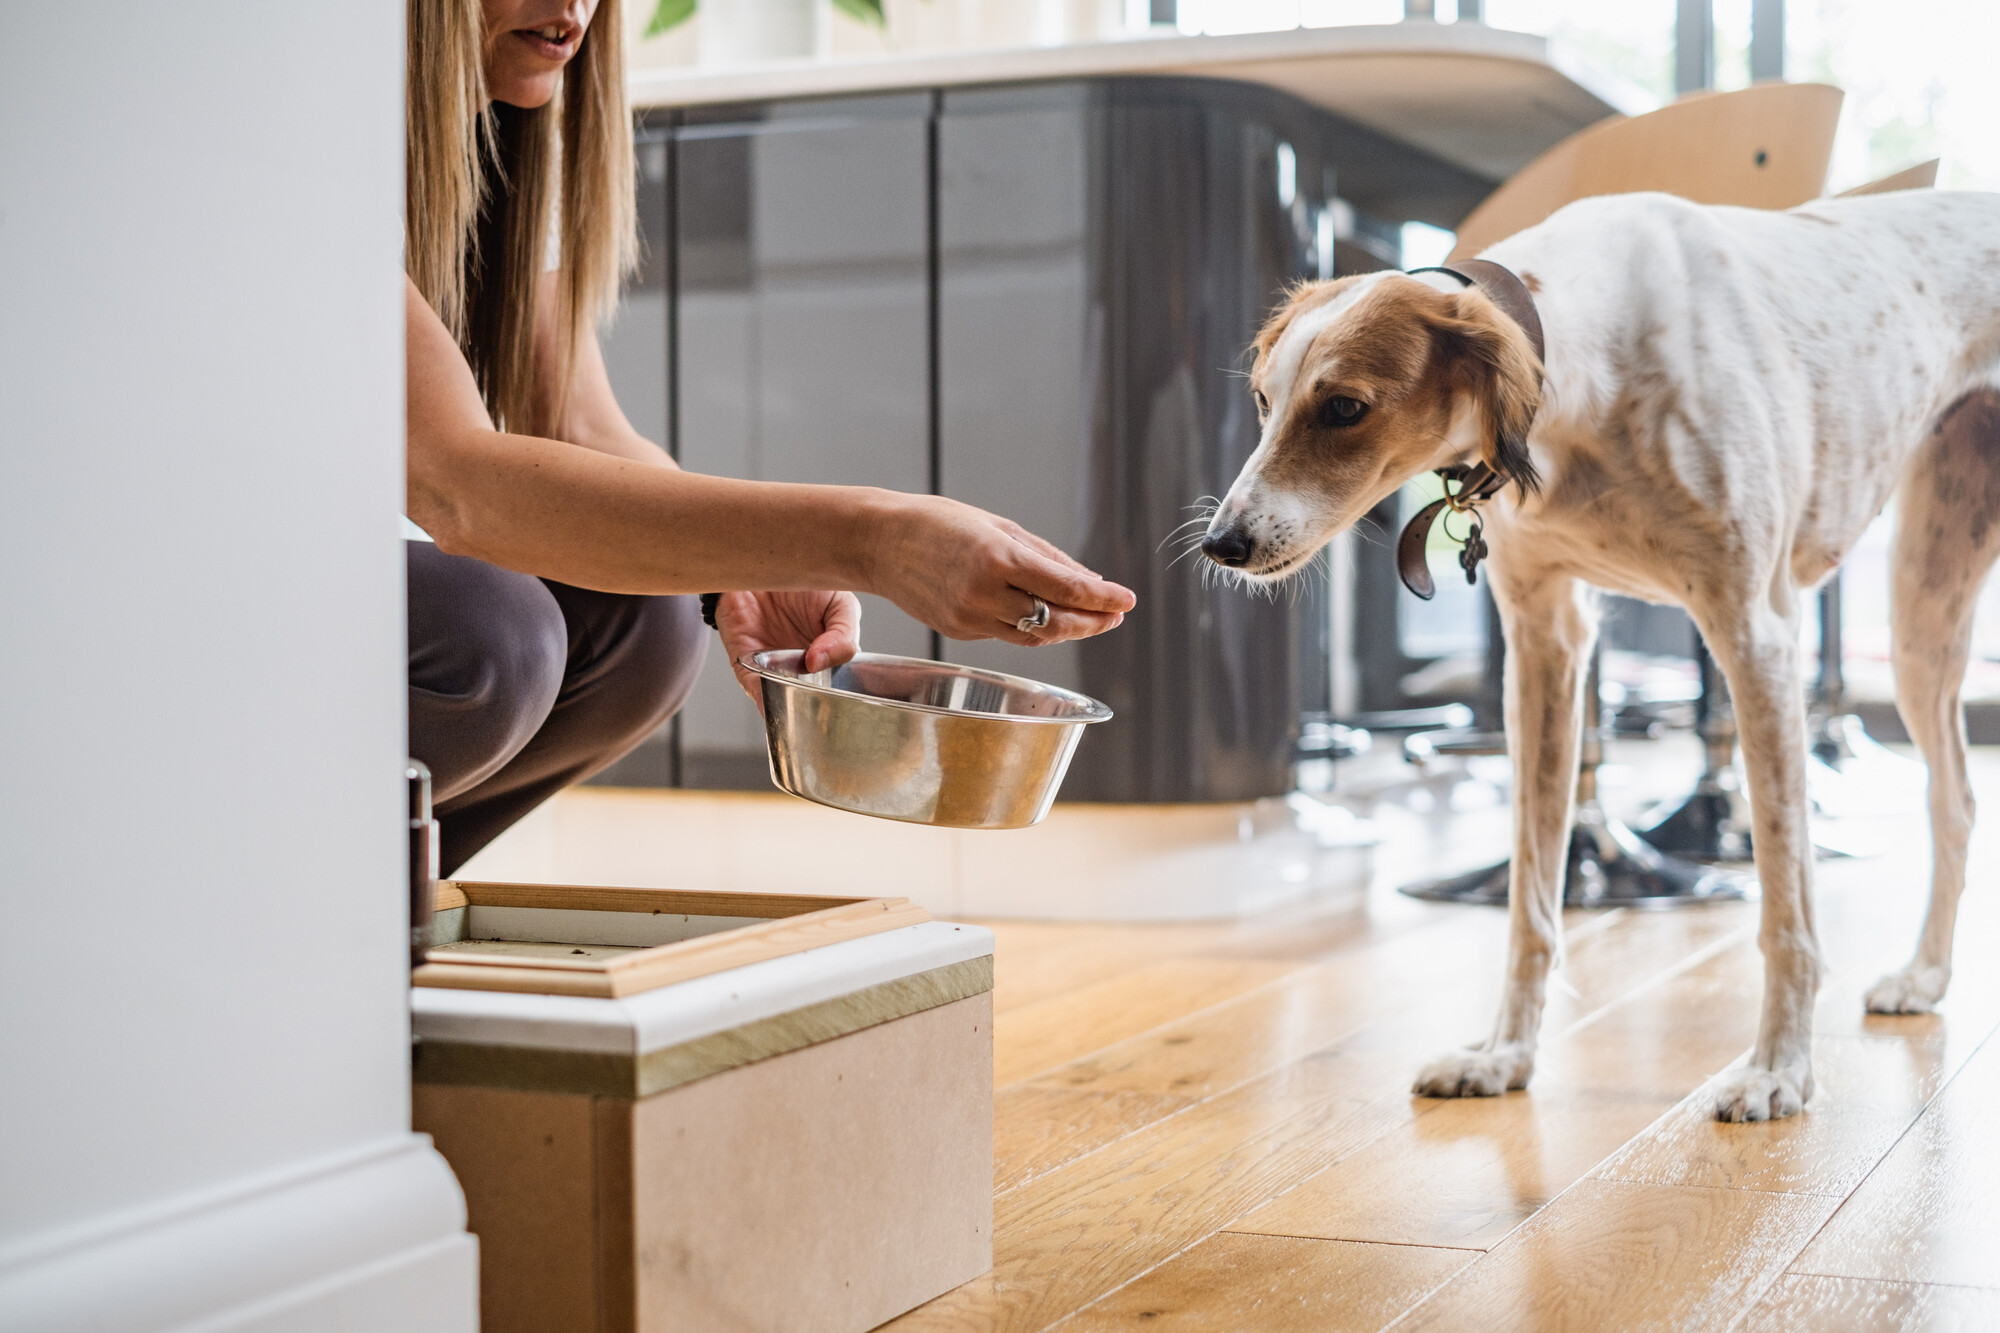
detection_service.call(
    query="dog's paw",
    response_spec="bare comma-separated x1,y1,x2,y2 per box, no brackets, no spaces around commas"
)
1864,965,1951,1014
1712,1065,1810,1122
1412,1046,1533,1099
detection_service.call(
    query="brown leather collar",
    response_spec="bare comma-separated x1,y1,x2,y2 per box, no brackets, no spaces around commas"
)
1395,260,1545,600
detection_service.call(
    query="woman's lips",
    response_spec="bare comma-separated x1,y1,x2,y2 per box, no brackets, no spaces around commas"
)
512,27,575,60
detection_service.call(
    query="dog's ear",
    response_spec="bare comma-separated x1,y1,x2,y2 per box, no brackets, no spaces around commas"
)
1431,288,1544,495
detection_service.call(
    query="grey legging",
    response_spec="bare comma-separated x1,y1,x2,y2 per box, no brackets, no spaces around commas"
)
407,541,707,875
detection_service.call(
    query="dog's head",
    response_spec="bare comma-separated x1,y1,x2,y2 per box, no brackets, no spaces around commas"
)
1200,272,1543,580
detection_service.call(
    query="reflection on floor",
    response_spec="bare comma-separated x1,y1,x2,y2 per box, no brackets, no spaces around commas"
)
474,740,2000,1330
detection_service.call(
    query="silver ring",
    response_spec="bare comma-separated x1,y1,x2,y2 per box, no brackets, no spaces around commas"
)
1015,596,1050,634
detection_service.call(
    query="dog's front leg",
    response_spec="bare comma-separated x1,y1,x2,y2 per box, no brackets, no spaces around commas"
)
1700,599,1821,1121
1414,568,1596,1098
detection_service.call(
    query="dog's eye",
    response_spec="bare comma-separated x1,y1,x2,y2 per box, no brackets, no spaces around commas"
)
1318,396,1367,428
1253,389,1270,419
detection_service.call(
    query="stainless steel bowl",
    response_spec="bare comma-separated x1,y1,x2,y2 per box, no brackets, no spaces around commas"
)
742,650,1113,829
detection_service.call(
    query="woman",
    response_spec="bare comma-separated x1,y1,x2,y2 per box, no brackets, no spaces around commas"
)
405,0,1135,874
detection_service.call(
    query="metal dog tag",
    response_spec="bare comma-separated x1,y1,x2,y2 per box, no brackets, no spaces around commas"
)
1399,500,1491,600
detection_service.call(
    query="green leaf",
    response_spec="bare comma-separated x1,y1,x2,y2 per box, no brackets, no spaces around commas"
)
830,0,887,26
645,0,697,38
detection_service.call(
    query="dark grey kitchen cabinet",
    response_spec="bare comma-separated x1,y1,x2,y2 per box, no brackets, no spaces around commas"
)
596,77,1492,800
675,95,936,789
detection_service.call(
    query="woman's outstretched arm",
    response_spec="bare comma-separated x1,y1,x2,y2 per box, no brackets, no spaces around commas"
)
404,278,1134,646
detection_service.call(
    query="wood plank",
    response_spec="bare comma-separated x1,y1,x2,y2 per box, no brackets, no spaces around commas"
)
1739,1274,2000,1332
991,896,1751,1232
1029,904,1741,1106
986,941,1494,1192
1020,911,1507,1105
597,896,930,995
1534,936,1764,1102
984,908,1608,1191
411,896,931,998
1789,1025,2000,1289
1595,1094,1913,1200
1051,1233,1474,1332
992,957,1302,1088
1219,918,1771,1253
977,920,1248,1015
881,1063,1417,1332
1394,1179,1839,1332
994,1084,1197,1195
408,959,614,998
1592,1033,1961,1198
1534,904,1754,1035
1231,1091,1669,1250
984,876,1624,1088
448,878,877,917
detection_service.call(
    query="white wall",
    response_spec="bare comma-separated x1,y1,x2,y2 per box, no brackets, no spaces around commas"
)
0,3,475,1328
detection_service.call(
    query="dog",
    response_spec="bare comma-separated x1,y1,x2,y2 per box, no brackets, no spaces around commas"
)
1201,189,2000,1122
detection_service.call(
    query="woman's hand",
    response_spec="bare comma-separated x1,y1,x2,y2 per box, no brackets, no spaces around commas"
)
715,590,862,704
863,494,1136,646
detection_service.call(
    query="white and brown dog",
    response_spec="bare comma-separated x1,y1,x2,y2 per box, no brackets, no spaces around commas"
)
1202,189,2000,1121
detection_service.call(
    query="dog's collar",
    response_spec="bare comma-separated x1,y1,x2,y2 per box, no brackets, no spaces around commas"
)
1395,260,1546,600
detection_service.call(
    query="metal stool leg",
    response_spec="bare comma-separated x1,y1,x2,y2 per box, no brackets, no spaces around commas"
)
1401,642,1753,906
1805,571,1913,768
1636,640,1758,861
1811,574,1852,760
1804,570,1928,821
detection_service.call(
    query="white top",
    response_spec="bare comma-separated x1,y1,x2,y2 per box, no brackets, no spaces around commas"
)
410,919,995,1056
628,22,1653,182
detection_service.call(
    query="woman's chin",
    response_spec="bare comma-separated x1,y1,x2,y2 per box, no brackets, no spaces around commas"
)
487,73,561,109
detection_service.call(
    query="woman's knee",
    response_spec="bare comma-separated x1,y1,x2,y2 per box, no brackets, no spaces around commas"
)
407,543,567,799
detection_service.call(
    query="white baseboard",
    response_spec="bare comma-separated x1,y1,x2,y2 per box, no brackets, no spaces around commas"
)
0,1135,476,1333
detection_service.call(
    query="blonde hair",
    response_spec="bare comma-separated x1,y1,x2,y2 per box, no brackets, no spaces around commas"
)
405,0,636,436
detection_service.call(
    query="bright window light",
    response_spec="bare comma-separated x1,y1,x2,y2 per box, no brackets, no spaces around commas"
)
1180,0,1302,35
1301,0,1406,24
1400,220,1456,268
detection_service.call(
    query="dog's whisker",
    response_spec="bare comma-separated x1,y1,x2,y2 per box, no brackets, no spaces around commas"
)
1156,519,1215,553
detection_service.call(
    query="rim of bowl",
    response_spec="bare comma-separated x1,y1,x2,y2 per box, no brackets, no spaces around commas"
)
740,650,1114,725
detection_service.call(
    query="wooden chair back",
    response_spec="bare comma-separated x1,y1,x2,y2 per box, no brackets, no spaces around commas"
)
1448,82,1845,259
1837,159,1940,197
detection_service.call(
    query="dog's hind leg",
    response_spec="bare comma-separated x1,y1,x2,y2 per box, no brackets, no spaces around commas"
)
1867,388,2000,1014
1698,591,1821,1122
1414,568,1596,1098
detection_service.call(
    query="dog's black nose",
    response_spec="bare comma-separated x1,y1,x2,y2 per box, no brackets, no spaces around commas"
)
1202,527,1255,568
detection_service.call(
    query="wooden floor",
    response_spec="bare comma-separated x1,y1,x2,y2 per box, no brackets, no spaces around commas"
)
878,750,2000,1332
